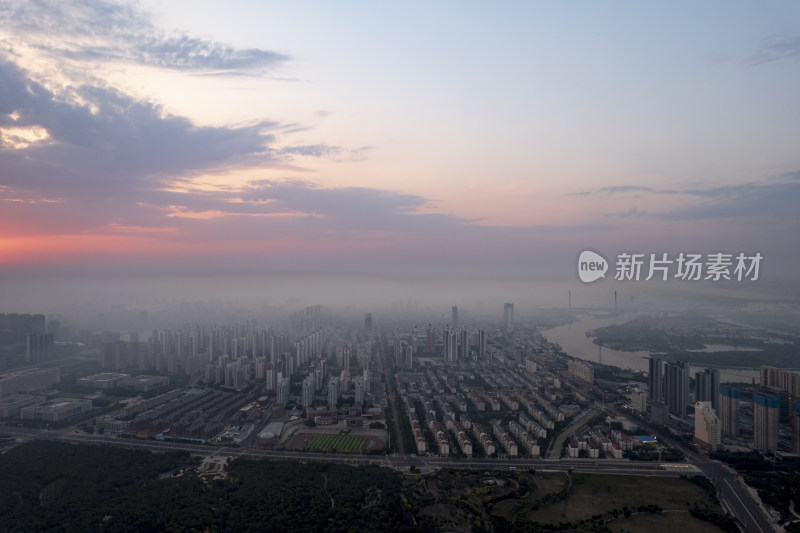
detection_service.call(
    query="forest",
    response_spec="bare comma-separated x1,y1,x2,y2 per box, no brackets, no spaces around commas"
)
0,441,416,532
0,441,736,532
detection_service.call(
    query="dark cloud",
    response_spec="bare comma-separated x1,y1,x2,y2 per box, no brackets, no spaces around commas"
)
0,54,475,243
0,0,288,72
235,180,464,233
575,177,800,229
745,36,800,66
0,58,277,198
658,180,800,222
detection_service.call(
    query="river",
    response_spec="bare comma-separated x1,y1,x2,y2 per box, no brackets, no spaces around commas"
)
540,312,758,384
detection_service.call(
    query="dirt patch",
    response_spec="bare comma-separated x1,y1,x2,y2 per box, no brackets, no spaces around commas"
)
525,474,718,525
531,471,569,496
614,510,728,533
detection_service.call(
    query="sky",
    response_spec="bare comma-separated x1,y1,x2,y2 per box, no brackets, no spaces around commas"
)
1,0,799,282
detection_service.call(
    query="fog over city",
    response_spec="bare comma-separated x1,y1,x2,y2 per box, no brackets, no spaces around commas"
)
1,2,799,532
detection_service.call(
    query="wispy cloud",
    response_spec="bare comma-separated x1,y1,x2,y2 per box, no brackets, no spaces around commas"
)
575,182,762,199
659,180,800,222
745,36,800,66
278,145,342,158
277,144,370,162
573,176,800,227
0,0,288,73
606,207,648,218
569,185,679,196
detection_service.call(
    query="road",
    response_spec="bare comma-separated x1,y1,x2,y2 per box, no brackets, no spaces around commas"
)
546,407,600,459
684,447,775,533
603,404,776,533
24,428,686,480
376,327,407,455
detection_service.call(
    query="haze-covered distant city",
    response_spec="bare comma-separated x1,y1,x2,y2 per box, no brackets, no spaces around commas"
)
1,1,799,532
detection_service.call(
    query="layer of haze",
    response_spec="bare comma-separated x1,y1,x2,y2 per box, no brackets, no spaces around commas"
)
1,1,799,312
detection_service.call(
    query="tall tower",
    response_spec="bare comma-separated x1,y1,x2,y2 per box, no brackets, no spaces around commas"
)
718,385,740,437
665,360,689,417
451,306,459,329
459,327,469,360
478,328,486,359
503,303,514,332
753,391,779,454
648,356,664,404
443,326,457,363
695,368,720,411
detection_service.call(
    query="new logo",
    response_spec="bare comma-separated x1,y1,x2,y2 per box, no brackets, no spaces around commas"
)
577,250,608,283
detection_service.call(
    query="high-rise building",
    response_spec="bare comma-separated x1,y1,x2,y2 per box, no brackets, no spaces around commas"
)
426,324,435,354
665,360,689,417
478,328,486,359
265,362,276,392
364,313,373,333
718,385,740,437
451,306,459,329
404,345,413,370
446,329,457,363
753,391,779,454
277,377,290,406
695,368,720,411
791,399,800,454
503,303,514,332
301,375,315,408
459,327,469,360
25,332,54,363
764,386,791,424
648,357,664,404
354,376,365,405
568,359,595,384
328,377,340,408
760,365,800,397
760,365,778,388
694,401,721,450
631,388,647,412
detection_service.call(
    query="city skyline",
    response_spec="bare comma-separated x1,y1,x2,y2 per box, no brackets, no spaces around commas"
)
1,1,799,279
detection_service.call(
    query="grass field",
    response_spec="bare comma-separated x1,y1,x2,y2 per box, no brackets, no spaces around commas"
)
408,470,733,533
306,434,366,452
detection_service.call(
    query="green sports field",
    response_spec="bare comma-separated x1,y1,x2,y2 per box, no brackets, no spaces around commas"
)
306,434,367,452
